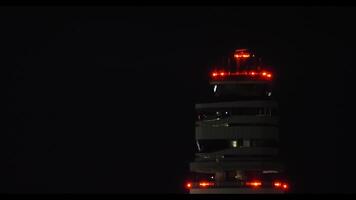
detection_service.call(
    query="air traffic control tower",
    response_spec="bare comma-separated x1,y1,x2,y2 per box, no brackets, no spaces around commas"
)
186,49,289,194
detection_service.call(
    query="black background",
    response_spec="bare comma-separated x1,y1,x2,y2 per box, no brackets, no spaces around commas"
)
4,6,356,193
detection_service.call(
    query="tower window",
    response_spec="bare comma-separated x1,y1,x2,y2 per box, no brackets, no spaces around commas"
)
232,140,238,148
243,140,251,147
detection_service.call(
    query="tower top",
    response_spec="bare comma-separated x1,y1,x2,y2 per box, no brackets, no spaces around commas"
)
210,49,272,82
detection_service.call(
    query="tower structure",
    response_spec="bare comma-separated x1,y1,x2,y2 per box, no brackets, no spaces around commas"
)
186,49,288,194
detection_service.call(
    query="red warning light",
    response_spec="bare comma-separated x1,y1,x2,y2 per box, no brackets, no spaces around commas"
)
273,181,289,190
234,53,251,58
246,181,262,187
199,181,214,187
234,49,251,59
282,183,288,190
234,54,250,58
185,182,192,189
273,182,282,187
261,71,272,78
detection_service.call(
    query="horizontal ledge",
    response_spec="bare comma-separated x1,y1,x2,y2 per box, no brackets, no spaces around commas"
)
190,188,284,194
196,126,279,140
196,100,278,109
196,147,279,157
210,80,272,85
190,161,284,173
196,116,279,126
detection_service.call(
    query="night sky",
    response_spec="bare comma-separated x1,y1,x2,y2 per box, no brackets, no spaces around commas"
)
4,6,356,193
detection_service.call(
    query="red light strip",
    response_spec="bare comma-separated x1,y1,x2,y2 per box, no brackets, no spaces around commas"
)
234,53,251,58
246,181,262,187
199,181,215,187
274,182,282,187
211,71,272,79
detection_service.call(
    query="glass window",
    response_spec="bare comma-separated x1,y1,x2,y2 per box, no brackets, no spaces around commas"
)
213,83,272,100
197,139,245,152
251,139,279,147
